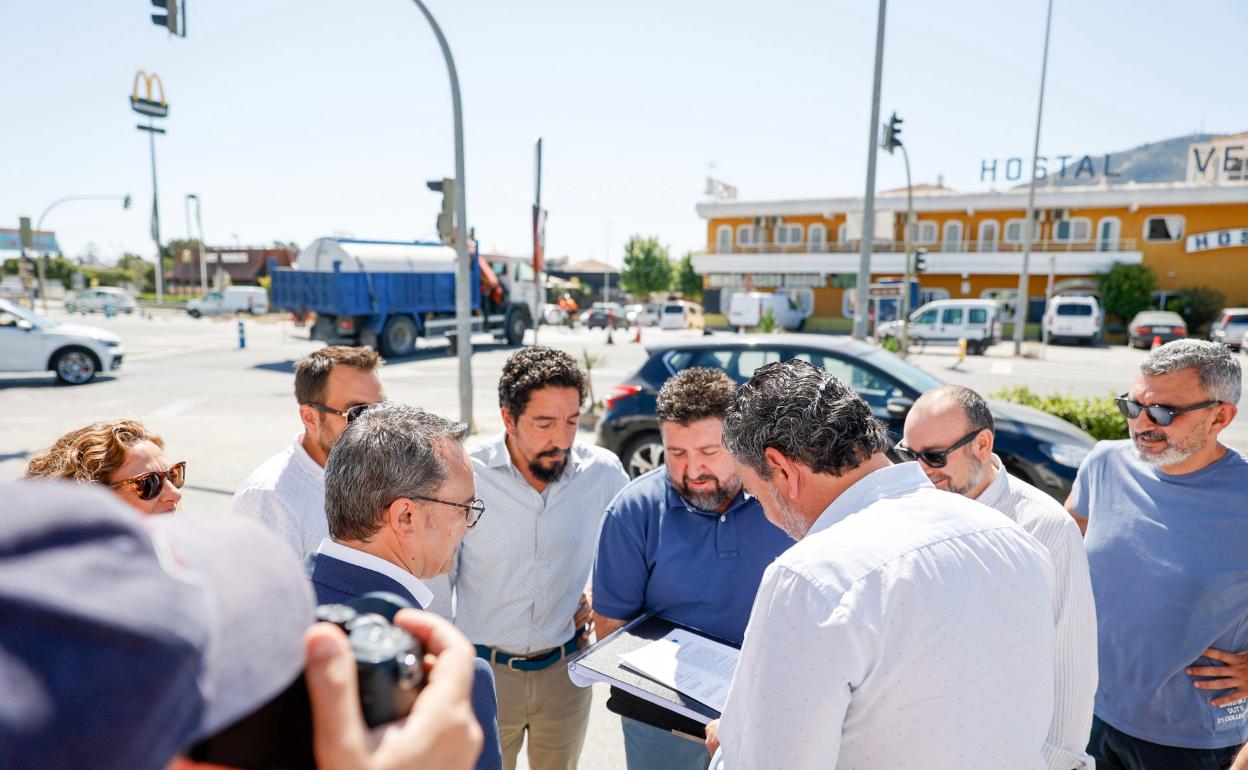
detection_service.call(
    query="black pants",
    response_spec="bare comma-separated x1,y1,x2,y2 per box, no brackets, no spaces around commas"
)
1088,715,1242,770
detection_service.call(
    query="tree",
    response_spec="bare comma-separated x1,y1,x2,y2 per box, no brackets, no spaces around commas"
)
1097,262,1157,324
1175,286,1226,335
618,236,672,298
673,252,702,300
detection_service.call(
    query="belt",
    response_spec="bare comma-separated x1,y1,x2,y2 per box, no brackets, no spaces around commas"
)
475,636,580,672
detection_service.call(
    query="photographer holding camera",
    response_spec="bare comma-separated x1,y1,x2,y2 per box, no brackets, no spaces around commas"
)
0,480,483,770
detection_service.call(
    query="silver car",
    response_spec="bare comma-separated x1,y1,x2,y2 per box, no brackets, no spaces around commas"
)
64,287,138,314
1210,308,1248,351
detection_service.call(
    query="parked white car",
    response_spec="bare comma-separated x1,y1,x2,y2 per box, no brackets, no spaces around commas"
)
1045,295,1101,345
728,291,810,331
659,300,704,330
876,299,1000,355
64,287,137,315
186,286,269,318
0,298,124,384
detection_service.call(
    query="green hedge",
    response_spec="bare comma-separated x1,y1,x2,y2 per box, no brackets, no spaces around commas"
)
990,386,1127,440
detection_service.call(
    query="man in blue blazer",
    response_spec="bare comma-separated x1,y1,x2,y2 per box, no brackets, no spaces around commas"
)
310,402,502,770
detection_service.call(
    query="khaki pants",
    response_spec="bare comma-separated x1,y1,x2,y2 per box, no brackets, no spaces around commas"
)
490,656,593,770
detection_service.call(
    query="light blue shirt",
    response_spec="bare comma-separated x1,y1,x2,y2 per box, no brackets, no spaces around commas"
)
1071,440,1248,749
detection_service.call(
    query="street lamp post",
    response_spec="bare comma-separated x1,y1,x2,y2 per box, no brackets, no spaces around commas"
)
34,194,132,312
853,0,888,341
1013,0,1055,356
409,0,473,429
185,194,207,295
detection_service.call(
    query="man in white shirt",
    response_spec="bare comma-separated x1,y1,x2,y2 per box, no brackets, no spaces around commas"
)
900,384,1097,770
706,359,1059,770
453,347,628,770
229,345,384,558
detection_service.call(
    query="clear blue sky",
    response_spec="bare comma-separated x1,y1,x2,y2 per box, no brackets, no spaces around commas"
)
1,0,1243,266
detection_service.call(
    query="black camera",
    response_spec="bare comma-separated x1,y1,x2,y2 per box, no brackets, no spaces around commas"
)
188,592,426,770
316,592,426,727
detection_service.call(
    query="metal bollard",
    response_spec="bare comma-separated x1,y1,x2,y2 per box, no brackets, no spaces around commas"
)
238,319,246,349
957,337,967,363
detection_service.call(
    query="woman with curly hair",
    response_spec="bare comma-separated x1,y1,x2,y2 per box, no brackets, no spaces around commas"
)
26,419,184,515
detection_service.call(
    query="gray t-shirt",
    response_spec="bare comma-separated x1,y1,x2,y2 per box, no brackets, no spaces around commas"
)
1070,440,1248,749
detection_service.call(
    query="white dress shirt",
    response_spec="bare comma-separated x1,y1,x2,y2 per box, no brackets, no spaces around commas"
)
230,434,327,558
315,538,435,609
976,455,1098,770
717,462,1057,770
453,433,628,654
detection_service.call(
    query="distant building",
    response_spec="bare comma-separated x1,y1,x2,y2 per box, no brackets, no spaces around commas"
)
168,246,294,289
545,258,621,302
693,133,1248,320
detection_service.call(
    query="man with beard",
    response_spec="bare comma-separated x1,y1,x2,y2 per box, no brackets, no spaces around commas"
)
453,346,628,770
1066,339,1248,770
231,345,384,558
592,367,791,770
901,384,1097,770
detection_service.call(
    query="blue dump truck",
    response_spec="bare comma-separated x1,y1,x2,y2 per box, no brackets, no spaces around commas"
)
269,237,534,357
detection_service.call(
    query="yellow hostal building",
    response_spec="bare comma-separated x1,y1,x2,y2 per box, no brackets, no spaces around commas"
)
693,179,1248,324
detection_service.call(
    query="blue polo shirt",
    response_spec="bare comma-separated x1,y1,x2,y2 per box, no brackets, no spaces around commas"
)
592,466,793,645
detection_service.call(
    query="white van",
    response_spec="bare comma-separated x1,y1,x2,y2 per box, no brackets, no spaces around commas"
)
1045,295,1101,345
876,299,1000,355
186,286,269,318
728,291,810,331
659,301,704,330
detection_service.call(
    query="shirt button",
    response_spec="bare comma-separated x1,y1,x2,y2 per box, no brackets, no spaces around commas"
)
719,515,726,522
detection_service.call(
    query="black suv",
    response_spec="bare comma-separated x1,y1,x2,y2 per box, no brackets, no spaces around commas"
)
596,334,1095,502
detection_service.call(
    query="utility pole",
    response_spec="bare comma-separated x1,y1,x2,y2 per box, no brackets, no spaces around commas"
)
853,0,888,340
533,137,545,347
186,194,206,295
1014,0,1055,356
410,0,473,429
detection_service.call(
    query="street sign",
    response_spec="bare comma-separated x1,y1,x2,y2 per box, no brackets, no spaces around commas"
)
130,70,169,117
18,217,32,249
867,285,902,298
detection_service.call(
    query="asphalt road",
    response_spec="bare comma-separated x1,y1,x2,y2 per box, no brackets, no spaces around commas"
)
3,313,1246,770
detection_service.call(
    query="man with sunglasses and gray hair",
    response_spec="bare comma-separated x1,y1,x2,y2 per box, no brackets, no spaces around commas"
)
1067,339,1247,770
901,384,1097,770
310,401,503,770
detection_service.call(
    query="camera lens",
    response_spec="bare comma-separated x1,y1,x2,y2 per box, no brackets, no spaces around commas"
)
348,615,415,664
316,603,357,629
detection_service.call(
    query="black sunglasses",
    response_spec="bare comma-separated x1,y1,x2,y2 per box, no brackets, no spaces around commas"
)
303,402,376,422
110,461,187,501
895,429,984,468
1115,394,1223,427
409,495,485,528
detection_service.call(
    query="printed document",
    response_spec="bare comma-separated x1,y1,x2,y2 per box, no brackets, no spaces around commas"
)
618,628,739,712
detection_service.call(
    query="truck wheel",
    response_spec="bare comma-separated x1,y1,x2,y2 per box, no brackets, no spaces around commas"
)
52,347,99,385
382,315,418,358
504,309,529,346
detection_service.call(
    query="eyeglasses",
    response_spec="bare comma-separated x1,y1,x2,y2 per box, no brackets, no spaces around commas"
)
409,495,485,528
895,429,984,468
303,402,376,422
109,461,187,501
1115,394,1223,427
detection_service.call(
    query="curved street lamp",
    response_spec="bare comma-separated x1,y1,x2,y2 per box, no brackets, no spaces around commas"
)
34,194,132,312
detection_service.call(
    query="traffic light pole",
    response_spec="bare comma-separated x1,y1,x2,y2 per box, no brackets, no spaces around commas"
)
899,143,913,356
411,0,473,430
853,0,888,341
1014,0,1054,357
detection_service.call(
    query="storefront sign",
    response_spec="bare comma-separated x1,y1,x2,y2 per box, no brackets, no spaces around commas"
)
707,273,826,289
979,154,1120,183
1186,228,1248,253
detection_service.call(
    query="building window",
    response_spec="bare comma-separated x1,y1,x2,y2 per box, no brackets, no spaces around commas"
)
1004,218,1039,243
809,224,827,252
775,223,803,246
942,221,964,251
1053,217,1092,242
907,221,938,244
837,222,848,244
1097,217,1121,251
1143,215,1185,242
716,225,732,253
737,225,761,246
978,220,999,251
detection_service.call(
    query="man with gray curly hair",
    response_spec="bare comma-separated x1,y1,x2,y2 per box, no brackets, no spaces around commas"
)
704,359,1059,770
1067,339,1247,770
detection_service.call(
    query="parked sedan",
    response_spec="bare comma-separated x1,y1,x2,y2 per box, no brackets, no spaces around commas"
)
596,334,1096,502
580,308,629,330
64,287,137,314
1127,311,1187,349
0,298,124,384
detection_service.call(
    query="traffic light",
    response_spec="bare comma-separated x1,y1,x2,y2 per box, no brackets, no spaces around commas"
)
427,178,456,244
151,0,179,35
881,112,903,154
123,194,133,210
913,247,928,274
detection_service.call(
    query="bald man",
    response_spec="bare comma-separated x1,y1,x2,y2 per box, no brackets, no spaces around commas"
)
901,384,1098,770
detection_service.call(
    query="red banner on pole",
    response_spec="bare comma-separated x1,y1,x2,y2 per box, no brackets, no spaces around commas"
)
532,204,546,274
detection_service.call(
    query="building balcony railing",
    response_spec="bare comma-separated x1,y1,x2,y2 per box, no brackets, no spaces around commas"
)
706,238,1139,255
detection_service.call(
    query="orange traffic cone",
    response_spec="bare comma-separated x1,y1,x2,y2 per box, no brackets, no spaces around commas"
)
1151,334,1162,349
632,325,642,344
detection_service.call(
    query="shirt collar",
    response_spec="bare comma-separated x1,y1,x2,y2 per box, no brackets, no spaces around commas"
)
315,538,434,609
808,462,933,537
479,430,582,481
663,467,754,518
292,433,325,480
973,454,1008,507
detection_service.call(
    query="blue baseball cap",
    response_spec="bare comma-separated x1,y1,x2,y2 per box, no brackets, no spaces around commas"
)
0,480,316,770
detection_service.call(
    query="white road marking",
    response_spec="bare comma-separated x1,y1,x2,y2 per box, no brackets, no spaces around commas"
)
989,360,1014,375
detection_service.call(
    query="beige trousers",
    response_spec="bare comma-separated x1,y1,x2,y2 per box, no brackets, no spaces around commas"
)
490,656,593,770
